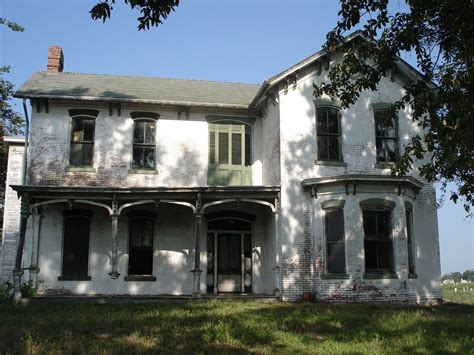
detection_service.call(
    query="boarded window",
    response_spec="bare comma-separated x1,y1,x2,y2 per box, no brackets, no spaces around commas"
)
70,116,95,166
129,218,154,275
325,209,345,274
374,110,398,162
62,213,91,277
316,107,342,161
363,210,394,273
132,120,156,169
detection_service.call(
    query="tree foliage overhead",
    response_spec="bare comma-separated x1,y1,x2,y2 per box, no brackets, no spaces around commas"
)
313,0,474,214
90,0,180,30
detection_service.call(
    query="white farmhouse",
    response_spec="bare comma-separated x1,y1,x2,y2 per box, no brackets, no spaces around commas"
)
1,32,442,303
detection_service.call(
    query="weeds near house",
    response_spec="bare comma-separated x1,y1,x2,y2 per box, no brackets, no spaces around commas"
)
0,301,472,353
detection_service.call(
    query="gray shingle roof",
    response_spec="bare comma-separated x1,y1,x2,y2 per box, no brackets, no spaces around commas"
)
15,72,260,108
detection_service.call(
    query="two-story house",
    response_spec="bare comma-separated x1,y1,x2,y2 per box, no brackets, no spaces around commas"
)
1,31,442,303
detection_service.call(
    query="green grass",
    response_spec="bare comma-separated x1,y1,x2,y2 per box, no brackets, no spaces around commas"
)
442,282,474,304
0,301,473,354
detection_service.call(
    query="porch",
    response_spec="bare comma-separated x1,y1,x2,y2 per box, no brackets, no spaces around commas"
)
10,185,281,300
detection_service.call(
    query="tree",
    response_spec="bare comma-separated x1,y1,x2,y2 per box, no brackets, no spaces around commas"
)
0,19,25,204
90,0,179,30
462,269,474,282
313,1,474,215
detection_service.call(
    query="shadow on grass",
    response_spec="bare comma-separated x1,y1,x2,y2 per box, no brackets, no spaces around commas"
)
0,302,473,353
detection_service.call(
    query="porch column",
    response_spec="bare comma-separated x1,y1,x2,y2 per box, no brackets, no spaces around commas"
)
29,207,42,283
273,196,282,297
192,212,203,297
109,214,120,279
13,194,31,302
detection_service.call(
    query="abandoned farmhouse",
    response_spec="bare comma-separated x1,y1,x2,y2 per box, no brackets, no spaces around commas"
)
1,32,442,303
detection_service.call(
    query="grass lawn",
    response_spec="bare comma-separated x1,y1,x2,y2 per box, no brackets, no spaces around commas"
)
442,282,474,305
0,300,473,354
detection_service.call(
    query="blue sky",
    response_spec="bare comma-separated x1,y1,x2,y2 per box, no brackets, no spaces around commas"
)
1,0,472,274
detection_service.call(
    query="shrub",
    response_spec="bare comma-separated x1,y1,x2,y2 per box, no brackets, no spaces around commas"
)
0,281,13,302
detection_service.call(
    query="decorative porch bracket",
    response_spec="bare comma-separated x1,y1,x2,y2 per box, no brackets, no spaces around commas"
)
13,193,31,302
192,194,203,298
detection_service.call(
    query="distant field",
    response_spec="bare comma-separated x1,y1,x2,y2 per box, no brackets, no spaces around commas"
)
443,282,474,305
0,300,473,353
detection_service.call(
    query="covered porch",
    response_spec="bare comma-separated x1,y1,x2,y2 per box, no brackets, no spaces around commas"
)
11,185,281,300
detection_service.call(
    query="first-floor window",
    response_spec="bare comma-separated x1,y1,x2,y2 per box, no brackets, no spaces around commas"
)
406,209,416,274
128,217,154,275
363,209,394,273
62,210,92,278
325,209,346,274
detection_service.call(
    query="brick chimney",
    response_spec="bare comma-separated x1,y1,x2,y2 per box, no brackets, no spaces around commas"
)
47,45,64,72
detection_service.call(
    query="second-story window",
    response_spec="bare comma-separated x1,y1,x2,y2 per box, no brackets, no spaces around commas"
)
316,107,342,161
133,119,156,169
374,109,398,162
70,116,95,166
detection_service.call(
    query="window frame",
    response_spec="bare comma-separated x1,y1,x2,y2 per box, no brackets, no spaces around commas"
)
131,117,158,171
127,212,157,277
59,209,93,281
373,106,399,163
315,106,343,162
68,114,97,167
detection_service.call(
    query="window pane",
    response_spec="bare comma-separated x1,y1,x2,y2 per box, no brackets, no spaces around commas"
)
245,132,251,166
82,143,93,166
143,148,155,168
385,140,397,162
327,108,339,134
317,108,328,133
376,138,387,161
377,241,393,270
129,249,153,275
145,121,156,144
71,118,83,142
130,219,154,248
377,211,391,239
70,143,82,165
364,240,378,270
363,211,377,239
218,132,229,164
231,133,242,165
134,121,145,144
62,216,90,277
317,136,328,160
209,131,216,164
82,119,95,142
328,136,340,160
326,210,343,242
327,243,345,273
133,147,144,168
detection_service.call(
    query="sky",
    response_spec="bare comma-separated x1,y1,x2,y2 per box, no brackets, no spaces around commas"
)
1,0,472,275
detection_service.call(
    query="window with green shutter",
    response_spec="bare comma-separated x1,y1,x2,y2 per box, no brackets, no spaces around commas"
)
208,122,252,186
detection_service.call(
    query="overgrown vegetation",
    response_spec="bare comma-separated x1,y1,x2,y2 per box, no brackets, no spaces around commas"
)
0,301,472,353
443,283,474,305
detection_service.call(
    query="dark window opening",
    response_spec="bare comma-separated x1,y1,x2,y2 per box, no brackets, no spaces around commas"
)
374,110,398,162
316,107,342,161
70,116,95,166
62,214,91,277
325,209,345,274
132,120,156,169
406,209,416,274
129,218,154,275
363,210,394,273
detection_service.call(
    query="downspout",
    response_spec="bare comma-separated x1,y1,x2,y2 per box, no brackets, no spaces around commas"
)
22,99,29,184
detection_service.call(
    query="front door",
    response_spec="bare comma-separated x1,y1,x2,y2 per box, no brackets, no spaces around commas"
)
217,233,241,292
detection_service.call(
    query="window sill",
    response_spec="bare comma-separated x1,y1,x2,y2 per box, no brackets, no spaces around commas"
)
66,166,96,173
321,273,350,279
314,160,347,167
58,276,91,281
128,169,158,175
364,273,398,279
408,273,418,279
124,275,157,282
374,162,396,169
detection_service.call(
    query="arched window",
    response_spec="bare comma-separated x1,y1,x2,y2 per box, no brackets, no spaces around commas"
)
314,99,342,162
69,110,98,167
60,209,93,280
371,103,398,163
131,112,159,170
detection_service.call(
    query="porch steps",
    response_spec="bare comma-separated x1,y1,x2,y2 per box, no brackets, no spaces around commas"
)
23,294,281,305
